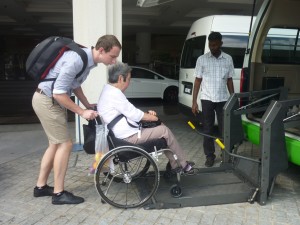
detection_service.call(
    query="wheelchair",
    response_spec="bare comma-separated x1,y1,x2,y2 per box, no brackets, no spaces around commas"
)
94,129,184,209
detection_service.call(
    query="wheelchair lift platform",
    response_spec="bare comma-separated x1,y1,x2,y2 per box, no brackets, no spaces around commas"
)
139,165,256,209
138,88,292,209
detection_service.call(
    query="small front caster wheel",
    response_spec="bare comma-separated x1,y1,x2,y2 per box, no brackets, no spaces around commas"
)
170,184,182,198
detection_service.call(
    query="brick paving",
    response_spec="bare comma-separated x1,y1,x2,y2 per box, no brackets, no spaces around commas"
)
0,106,300,225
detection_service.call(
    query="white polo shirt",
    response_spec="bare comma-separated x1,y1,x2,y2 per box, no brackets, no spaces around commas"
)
97,84,144,139
194,51,235,102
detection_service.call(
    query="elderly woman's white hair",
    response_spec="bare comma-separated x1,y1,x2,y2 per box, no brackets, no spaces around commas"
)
108,61,132,83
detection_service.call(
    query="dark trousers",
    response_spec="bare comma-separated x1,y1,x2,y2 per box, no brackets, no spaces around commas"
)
201,100,226,158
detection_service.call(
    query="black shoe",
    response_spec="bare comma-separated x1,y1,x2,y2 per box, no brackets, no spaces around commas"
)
165,162,181,174
33,185,54,197
165,161,171,171
169,167,182,174
164,166,181,179
183,161,195,174
52,191,84,205
205,157,215,167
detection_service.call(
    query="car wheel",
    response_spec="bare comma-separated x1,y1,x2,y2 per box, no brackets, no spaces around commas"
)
163,86,178,103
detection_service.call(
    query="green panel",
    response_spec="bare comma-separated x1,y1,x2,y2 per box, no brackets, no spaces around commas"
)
242,120,300,166
285,137,300,166
242,120,260,145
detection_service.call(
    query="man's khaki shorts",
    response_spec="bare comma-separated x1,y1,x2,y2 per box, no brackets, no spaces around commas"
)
32,92,71,144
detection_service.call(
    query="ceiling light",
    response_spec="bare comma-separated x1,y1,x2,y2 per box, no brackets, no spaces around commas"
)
136,0,174,7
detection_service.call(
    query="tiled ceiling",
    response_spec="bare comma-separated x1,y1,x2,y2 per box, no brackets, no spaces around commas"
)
0,0,263,37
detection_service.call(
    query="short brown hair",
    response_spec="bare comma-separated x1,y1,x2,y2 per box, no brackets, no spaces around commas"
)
95,34,122,52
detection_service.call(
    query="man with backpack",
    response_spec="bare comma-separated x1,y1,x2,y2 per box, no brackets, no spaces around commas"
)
32,35,122,205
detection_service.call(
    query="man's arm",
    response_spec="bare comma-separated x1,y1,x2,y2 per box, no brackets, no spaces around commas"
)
192,77,202,115
53,93,98,120
73,86,96,109
227,77,234,95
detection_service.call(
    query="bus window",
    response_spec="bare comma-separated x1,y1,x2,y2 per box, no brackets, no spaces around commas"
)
221,35,249,68
262,27,300,64
181,35,248,69
180,36,206,69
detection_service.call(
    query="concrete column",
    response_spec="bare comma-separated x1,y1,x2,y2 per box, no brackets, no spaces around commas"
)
73,0,122,146
136,32,151,65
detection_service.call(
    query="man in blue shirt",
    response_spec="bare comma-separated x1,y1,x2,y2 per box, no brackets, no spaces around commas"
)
32,35,121,204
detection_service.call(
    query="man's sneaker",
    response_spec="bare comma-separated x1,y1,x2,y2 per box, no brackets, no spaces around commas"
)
205,157,215,167
52,191,84,205
33,185,54,197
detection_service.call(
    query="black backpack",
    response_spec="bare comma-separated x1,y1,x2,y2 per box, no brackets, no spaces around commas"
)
26,36,88,82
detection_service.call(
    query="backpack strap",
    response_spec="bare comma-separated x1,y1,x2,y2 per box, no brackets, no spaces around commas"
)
66,42,88,79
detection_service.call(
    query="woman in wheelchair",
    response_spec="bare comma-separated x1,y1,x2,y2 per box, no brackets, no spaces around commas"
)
97,61,195,174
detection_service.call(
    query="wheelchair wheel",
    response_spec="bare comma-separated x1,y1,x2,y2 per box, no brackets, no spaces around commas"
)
94,146,159,208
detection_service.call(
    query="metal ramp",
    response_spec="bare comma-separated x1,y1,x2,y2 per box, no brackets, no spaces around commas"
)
138,165,256,209
139,87,294,209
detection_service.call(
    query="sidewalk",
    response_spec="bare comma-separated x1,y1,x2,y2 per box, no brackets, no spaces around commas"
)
0,112,300,225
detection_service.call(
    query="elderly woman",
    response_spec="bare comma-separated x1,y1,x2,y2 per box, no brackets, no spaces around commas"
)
97,61,194,173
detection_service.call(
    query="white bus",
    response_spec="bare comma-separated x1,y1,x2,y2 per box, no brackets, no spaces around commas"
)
240,0,300,166
178,15,255,122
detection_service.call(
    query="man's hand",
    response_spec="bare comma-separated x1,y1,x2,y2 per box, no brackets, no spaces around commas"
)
87,103,97,110
81,109,98,121
192,77,201,116
192,102,199,116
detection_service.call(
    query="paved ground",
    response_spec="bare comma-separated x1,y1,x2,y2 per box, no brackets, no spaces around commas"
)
0,102,300,225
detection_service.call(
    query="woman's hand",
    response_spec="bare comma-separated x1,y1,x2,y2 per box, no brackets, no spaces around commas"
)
147,110,157,116
142,110,158,121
